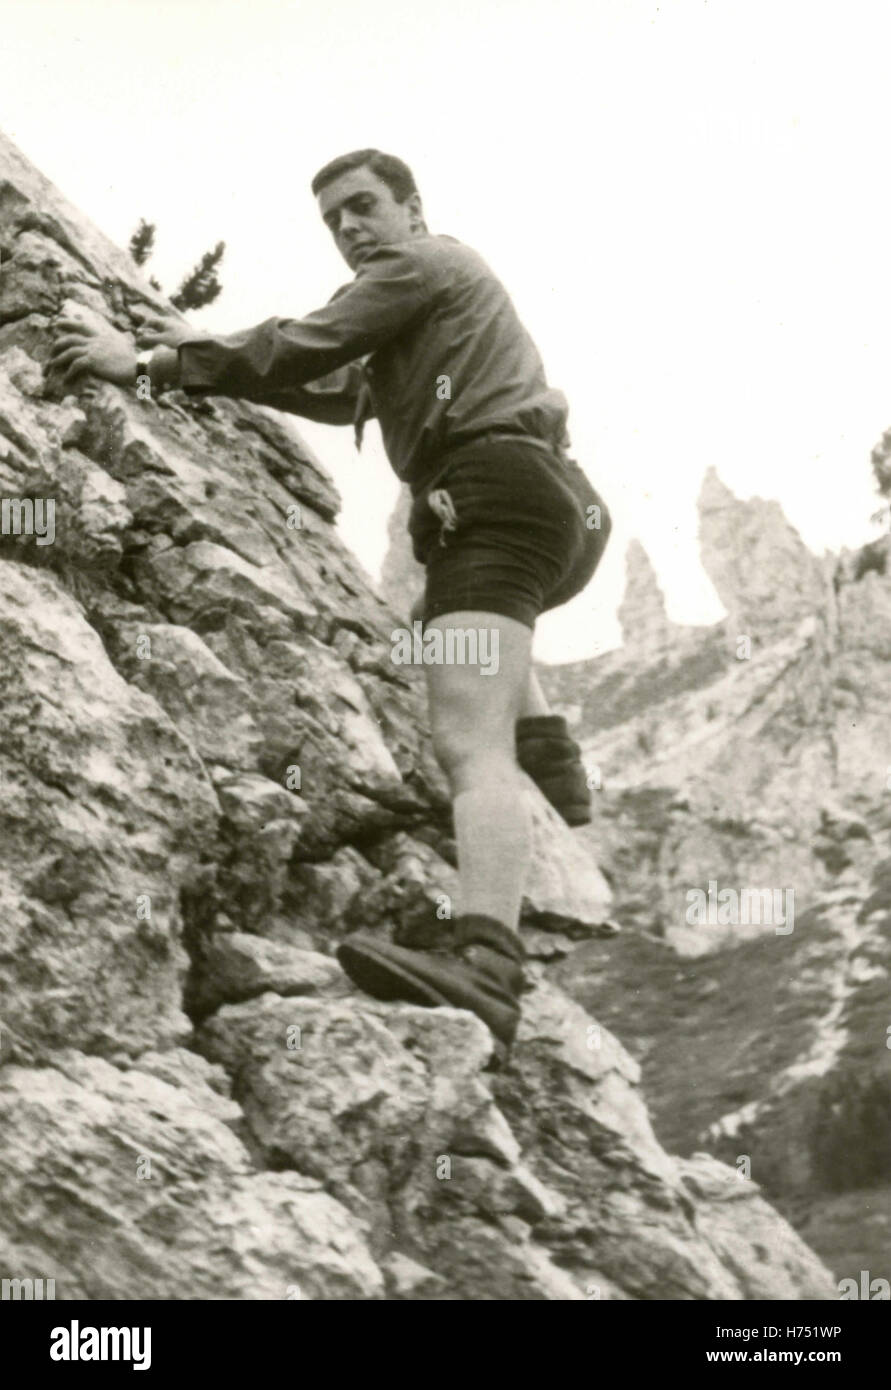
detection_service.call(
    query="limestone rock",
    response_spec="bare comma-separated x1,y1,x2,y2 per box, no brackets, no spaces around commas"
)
0,560,217,1062
105,621,265,770
537,467,891,1276
379,481,423,616
698,465,828,638
189,933,347,1016
617,538,676,653
0,1056,382,1299
195,985,834,1299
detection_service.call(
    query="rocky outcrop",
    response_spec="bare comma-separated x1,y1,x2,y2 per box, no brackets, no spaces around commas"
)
697,465,830,640
555,827,891,1284
617,538,678,653
379,481,422,617
538,474,891,1280
0,130,835,1300
540,469,891,946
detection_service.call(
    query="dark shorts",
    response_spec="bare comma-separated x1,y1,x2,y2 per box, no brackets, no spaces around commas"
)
408,438,611,630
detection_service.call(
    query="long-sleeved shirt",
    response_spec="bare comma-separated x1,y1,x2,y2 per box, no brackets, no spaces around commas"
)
176,233,571,493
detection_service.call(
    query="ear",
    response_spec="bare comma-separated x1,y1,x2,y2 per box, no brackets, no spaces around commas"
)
406,192,425,227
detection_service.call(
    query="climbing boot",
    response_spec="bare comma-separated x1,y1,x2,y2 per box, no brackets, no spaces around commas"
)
516,714,592,826
336,914,525,1048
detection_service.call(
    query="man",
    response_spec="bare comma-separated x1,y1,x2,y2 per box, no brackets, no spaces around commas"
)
50,149,611,1053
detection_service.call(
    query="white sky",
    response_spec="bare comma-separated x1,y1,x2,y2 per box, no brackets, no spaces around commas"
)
3,0,890,662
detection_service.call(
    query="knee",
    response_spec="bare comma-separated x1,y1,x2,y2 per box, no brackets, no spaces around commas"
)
431,718,514,784
431,723,476,780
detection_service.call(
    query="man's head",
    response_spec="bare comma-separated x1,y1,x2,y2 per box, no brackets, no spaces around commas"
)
311,150,426,271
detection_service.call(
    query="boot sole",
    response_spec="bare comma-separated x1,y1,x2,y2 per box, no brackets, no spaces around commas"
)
337,938,453,1009
337,936,520,1048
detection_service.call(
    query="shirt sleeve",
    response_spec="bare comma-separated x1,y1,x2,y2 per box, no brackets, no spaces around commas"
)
212,363,368,425
176,242,433,397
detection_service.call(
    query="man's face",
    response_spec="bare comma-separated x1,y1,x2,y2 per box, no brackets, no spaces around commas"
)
318,167,422,272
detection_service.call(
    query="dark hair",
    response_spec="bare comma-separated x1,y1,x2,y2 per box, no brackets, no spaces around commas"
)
310,149,419,204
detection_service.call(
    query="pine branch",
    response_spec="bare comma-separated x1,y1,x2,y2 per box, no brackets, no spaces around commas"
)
129,219,156,267
870,425,891,500
171,241,226,312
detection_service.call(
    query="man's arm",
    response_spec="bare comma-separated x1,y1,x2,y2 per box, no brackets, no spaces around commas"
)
50,241,428,408
143,342,364,424
205,364,366,425
176,243,431,398
47,322,369,426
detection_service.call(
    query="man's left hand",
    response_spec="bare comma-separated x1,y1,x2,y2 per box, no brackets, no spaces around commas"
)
49,317,137,388
133,309,203,350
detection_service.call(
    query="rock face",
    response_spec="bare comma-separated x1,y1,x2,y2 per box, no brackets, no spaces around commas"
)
698,465,830,638
538,478,891,1281
379,481,422,617
617,537,677,653
0,130,835,1300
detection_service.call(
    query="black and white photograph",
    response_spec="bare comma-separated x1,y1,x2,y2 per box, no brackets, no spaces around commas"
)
0,0,888,1352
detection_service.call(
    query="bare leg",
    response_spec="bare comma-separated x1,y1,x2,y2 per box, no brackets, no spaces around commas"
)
518,668,551,719
413,593,550,727
424,610,535,933
336,608,534,1046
